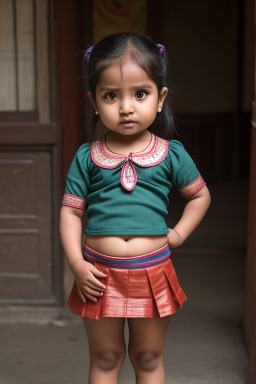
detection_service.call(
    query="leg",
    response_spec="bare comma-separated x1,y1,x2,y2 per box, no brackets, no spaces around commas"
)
83,317,126,384
128,316,170,384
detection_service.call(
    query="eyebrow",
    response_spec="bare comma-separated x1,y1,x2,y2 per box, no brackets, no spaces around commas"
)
99,84,153,92
135,84,153,89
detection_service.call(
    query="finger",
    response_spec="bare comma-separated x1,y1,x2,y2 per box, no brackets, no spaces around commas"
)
77,286,86,303
82,285,104,297
86,281,106,292
83,292,98,303
90,266,107,278
89,275,107,290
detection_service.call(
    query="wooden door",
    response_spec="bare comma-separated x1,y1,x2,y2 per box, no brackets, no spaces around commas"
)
0,0,61,305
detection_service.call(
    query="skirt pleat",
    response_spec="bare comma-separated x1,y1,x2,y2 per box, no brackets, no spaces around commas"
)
162,259,187,307
67,258,187,320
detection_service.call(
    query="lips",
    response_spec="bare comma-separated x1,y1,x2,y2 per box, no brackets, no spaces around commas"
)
119,120,137,125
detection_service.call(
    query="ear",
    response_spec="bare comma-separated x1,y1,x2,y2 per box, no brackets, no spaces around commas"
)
87,90,98,113
157,87,168,112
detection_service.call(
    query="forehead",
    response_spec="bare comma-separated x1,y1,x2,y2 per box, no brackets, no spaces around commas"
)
96,56,154,88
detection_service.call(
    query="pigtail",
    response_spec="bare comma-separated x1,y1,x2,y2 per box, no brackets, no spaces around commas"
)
82,46,100,128
149,92,175,140
147,42,176,140
82,46,94,89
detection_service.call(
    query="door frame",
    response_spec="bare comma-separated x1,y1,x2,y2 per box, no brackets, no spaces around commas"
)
244,2,256,381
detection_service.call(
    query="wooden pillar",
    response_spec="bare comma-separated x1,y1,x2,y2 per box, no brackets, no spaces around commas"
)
245,106,256,383
244,2,256,376
55,0,92,188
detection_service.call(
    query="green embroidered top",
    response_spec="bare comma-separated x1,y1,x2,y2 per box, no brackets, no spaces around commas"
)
62,134,206,236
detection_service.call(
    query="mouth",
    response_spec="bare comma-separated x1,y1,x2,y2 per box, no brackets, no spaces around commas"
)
119,120,137,126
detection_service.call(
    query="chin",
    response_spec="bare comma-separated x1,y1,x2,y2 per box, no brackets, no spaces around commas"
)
110,129,140,136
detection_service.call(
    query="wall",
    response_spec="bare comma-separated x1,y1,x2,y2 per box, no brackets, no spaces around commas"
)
163,0,254,114
162,0,254,181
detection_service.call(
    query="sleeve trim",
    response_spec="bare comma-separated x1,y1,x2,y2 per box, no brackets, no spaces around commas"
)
178,175,206,198
62,193,87,210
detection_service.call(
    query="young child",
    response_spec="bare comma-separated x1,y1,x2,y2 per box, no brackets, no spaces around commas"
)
60,32,211,384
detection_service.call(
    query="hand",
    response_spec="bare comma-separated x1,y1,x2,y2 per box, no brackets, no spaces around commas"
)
167,228,182,248
71,259,107,303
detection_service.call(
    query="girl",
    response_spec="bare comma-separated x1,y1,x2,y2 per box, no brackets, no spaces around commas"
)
60,33,211,384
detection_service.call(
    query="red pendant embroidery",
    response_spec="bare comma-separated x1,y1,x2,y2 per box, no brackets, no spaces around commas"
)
120,155,137,191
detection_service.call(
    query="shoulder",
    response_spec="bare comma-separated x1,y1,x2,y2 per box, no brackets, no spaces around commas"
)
166,139,199,177
70,142,92,173
74,142,91,163
167,139,190,163
75,142,91,157
168,139,185,152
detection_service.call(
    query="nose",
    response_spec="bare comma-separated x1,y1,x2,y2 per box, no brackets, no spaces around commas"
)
120,98,134,115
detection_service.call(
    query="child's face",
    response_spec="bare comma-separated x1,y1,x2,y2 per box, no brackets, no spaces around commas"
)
87,55,168,136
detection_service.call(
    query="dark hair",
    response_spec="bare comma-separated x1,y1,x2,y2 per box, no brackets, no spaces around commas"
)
83,32,175,140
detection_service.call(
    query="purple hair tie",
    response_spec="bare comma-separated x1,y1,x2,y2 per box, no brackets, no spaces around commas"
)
86,45,94,53
156,44,166,54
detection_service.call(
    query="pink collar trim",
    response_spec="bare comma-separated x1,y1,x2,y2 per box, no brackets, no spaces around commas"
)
90,133,168,169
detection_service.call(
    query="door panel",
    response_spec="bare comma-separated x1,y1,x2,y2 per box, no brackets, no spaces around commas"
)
0,150,55,304
0,0,61,305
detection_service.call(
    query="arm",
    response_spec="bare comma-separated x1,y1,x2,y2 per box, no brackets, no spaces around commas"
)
167,185,211,248
59,206,106,302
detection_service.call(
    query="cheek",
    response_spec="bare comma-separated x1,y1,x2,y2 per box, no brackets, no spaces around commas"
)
99,104,116,117
145,103,158,124
140,100,158,117
99,105,118,126
144,96,158,110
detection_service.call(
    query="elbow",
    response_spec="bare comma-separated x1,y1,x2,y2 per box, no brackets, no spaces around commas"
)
205,187,211,210
60,205,85,220
59,205,66,222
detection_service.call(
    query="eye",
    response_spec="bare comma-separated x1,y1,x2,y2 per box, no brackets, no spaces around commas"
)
136,89,148,99
105,92,117,101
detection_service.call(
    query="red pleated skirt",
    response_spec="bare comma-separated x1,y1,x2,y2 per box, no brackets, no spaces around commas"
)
67,243,187,320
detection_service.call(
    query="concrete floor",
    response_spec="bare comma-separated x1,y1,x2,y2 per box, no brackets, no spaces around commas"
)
0,181,251,384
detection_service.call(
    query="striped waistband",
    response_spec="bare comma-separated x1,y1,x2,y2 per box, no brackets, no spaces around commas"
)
82,243,171,270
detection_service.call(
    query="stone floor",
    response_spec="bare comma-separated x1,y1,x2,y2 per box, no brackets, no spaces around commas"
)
0,181,252,384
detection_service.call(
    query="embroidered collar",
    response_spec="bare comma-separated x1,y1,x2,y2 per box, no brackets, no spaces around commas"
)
90,134,168,191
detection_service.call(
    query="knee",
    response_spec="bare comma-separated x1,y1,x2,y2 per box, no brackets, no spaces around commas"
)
93,350,125,371
129,350,162,372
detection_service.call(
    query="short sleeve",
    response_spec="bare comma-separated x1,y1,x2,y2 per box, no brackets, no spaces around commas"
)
62,143,91,210
169,140,206,198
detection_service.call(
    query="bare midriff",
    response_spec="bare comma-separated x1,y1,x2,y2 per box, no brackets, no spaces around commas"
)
84,235,169,258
